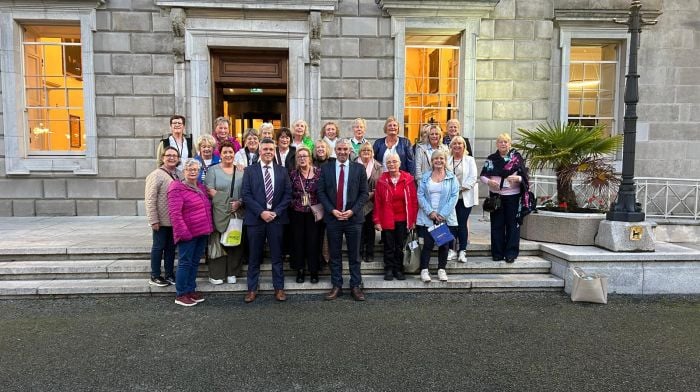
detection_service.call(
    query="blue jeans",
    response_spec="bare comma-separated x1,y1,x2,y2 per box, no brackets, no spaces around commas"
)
175,235,207,297
490,193,521,260
455,200,473,251
326,220,362,288
150,226,175,279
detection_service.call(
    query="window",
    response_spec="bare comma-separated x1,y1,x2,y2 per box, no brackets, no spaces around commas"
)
23,24,85,153
567,43,620,137
404,33,460,143
0,5,97,174
559,26,628,139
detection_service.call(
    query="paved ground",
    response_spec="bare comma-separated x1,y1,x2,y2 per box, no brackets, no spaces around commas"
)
0,293,698,391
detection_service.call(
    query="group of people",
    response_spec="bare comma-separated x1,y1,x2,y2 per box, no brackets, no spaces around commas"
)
145,114,532,307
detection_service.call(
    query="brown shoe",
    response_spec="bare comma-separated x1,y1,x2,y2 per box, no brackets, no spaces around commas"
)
244,291,257,303
350,287,366,302
325,286,342,301
274,289,287,302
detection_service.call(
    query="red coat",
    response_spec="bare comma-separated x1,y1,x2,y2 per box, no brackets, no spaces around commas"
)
373,171,418,230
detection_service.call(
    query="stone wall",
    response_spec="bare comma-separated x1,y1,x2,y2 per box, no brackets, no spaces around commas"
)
320,0,393,139
0,0,698,216
635,0,700,177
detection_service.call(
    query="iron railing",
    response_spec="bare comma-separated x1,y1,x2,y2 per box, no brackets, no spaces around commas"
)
529,175,700,221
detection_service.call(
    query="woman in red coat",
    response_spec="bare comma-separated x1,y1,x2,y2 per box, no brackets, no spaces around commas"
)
373,152,418,281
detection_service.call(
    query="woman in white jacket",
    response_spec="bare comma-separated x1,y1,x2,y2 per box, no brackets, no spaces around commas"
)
448,136,478,263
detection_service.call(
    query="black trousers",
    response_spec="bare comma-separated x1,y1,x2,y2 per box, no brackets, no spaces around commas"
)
381,221,407,272
360,211,375,258
289,209,321,274
489,193,521,260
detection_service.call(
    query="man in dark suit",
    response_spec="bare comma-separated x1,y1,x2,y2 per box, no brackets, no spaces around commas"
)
241,138,292,303
317,138,369,301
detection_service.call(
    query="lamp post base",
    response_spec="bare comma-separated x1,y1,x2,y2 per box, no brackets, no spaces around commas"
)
595,220,655,252
606,210,645,222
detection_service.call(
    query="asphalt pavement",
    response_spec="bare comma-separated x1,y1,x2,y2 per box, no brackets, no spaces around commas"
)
1,292,698,392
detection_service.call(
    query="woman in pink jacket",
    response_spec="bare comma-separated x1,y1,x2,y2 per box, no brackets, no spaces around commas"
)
168,159,213,307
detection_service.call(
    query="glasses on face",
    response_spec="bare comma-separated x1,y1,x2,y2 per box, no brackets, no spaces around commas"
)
185,168,198,172
171,122,183,126
297,154,309,158
164,154,179,158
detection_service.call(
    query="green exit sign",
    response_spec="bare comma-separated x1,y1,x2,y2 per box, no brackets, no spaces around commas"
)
250,88,263,93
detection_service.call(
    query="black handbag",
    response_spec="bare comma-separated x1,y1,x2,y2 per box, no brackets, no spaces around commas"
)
483,194,501,212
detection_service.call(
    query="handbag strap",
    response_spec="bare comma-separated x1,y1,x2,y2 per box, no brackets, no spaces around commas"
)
229,167,237,198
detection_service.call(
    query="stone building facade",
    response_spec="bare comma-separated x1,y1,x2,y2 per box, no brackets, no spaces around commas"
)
0,0,697,216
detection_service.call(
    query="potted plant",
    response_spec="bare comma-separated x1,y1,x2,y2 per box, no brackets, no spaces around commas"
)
514,122,622,212
513,122,622,245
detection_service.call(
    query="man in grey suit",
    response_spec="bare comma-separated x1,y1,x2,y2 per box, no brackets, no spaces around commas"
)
317,138,369,301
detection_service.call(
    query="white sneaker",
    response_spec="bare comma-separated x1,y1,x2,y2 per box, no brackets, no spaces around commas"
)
226,276,237,284
420,269,431,283
209,277,224,285
458,250,468,263
447,249,458,261
438,269,448,281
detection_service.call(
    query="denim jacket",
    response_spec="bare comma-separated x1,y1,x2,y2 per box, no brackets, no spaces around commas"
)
416,170,459,227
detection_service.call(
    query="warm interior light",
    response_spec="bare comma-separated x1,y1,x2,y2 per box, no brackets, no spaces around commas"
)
568,80,600,89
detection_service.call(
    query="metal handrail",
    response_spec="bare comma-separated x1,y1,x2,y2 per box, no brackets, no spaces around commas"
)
529,175,700,221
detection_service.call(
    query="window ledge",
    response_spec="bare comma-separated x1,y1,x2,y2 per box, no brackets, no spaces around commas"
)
376,0,499,18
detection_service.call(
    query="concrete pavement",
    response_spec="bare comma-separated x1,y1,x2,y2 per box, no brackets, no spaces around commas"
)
0,292,698,391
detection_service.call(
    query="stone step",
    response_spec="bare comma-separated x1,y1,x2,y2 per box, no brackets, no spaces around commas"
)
0,274,564,297
0,256,551,280
0,239,541,262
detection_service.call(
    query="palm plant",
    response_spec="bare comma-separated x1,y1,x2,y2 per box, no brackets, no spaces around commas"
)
514,122,622,211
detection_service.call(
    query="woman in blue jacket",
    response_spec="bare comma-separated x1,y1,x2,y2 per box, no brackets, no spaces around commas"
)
416,149,459,283
373,116,415,175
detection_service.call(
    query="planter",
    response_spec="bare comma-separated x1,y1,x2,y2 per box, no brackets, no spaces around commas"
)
520,210,606,246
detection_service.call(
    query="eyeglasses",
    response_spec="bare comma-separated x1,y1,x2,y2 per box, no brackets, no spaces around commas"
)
185,168,199,172
297,155,309,158
164,154,179,158
171,122,184,125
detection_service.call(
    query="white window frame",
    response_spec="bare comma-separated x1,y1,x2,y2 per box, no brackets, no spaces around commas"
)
559,25,630,137
0,5,98,174
391,17,480,144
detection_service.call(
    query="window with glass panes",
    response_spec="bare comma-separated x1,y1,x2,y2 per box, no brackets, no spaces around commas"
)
404,33,460,144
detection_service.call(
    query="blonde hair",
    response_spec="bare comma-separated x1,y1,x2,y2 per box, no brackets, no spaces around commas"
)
295,145,313,168
292,120,309,137
320,121,341,139
428,124,443,145
496,133,512,143
383,116,399,134
431,149,448,161
351,118,366,129
313,139,331,160
359,142,374,155
195,134,216,152
449,135,469,156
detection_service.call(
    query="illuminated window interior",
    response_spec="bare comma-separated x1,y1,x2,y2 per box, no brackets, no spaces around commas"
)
568,43,618,137
404,33,460,144
23,24,85,153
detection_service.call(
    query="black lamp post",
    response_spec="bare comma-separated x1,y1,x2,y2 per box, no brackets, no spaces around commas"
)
606,1,657,222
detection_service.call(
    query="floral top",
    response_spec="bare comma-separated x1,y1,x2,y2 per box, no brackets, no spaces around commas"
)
289,167,321,213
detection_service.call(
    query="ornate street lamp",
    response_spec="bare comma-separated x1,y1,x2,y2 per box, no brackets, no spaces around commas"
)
606,1,658,222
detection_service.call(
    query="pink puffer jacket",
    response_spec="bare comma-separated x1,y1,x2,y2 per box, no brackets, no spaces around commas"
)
167,180,213,244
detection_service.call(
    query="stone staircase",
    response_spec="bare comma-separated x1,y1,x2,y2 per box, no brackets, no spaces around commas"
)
0,242,564,297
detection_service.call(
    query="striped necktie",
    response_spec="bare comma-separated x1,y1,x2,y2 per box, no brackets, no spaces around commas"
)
264,165,273,207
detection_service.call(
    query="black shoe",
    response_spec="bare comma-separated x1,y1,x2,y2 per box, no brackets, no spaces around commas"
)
393,270,406,280
384,270,394,281
505,257,515,263
367,255,374,263
149,276,169,287
296,270,305,284
310,274,319,284
493,257,504,261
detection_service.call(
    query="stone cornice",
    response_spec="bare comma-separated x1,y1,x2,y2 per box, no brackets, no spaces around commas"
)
0,0,103,10
155,0,337,12
375,0,499,18
554,9,662,26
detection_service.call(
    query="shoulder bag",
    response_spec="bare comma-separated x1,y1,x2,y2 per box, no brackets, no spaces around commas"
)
220,168,244,247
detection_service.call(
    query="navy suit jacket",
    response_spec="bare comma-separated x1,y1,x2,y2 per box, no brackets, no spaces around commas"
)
317,160,368,225
241,161,292,226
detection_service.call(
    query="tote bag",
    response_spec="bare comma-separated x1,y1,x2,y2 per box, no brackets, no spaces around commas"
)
403,230,421,273
220,216,243,247
570,267,609,304
428,222,454,247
